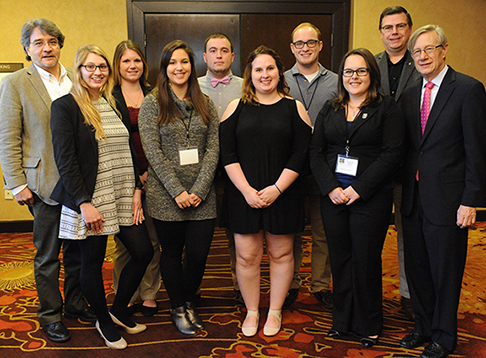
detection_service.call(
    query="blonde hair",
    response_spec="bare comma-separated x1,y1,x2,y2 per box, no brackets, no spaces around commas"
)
71,45,118,140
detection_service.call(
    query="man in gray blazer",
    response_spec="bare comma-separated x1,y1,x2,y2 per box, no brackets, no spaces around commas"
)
375,6,421,321
0,18,95,343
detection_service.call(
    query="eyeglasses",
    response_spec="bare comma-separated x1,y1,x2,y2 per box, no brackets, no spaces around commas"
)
30,39,59,49
342,68,369,77
381,23,408,33
411,45,443,58
80,64,109,72
292,40,319,49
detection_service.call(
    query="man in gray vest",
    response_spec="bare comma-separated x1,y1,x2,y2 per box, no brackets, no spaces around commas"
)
0,18,95,343
198,33,244,303
375,6,421,320
284,22,337,309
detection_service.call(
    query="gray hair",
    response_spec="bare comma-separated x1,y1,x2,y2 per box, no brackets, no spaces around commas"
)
408,24,448,53
20,18,65,61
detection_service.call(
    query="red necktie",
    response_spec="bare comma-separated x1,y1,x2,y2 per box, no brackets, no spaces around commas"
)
416,81,435,181
210,76,230,88
420,81,434,135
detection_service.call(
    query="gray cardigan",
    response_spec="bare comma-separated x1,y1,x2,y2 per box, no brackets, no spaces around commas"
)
138,89,219,221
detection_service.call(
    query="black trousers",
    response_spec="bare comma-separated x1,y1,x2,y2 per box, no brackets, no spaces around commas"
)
321,187,393,337
30,194,87,325
78,224,153,326
153,219,215,308
402,183,467,352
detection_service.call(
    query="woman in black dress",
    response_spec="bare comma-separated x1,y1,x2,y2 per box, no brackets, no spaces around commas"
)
309,48,405,347
220,46,312,337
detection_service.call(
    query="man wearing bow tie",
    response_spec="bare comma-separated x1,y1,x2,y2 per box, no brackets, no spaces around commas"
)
400,24,486,358
283,22,337,310
198,33,244,303
198,33,243,119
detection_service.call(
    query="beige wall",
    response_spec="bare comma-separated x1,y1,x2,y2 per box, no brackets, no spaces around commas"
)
0,0,127,221
352,0,486,85
1,0,485,222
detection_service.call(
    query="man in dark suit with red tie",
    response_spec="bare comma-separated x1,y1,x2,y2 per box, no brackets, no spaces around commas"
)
399,25,486,358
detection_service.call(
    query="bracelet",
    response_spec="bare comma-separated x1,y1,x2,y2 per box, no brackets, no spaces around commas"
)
274,183,282,194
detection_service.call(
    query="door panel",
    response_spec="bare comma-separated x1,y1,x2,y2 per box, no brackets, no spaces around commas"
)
145,14,240,85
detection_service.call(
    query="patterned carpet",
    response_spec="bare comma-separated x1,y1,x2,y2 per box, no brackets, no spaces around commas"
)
0,225,485,357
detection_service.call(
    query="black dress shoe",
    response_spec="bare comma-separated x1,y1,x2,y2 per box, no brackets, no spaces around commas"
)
283,288,299,309
141,303,158,317
327,328,344,338
400,330,431,349
170,306,198,336
314,290,333,310
420,341,450,358
42,321,71,343
65,307,97,323
185,302,204,330
360,336,378,348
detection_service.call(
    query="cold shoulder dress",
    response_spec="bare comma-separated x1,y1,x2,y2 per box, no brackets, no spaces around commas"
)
220,97,311,235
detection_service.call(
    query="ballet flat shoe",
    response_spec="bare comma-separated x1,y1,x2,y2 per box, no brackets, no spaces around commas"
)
109,312,147,334
95,321,127,350
263,308,282,336
242,310,259,337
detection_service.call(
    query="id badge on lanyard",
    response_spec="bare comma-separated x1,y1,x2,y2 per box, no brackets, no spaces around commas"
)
178,108,199,165
335,142,359,176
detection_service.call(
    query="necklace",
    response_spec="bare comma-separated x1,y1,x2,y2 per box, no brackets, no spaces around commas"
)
123,89,143,108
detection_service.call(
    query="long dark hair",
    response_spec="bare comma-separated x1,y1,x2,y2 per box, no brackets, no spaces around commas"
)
333,48,383,110
156,40,210,125
242,45,290,105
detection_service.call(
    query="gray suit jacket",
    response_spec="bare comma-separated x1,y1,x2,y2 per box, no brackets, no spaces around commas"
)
375,50,421,102
0,63,72,204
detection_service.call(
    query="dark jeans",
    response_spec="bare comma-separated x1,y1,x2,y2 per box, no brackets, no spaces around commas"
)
153,219,215,308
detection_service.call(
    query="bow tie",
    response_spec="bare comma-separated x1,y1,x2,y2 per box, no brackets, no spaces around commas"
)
211,76,230,87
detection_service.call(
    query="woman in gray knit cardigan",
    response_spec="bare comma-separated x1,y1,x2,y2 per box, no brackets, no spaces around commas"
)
138,40,219,336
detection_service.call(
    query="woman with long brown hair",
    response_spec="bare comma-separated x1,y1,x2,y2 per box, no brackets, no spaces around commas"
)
138,40,219,336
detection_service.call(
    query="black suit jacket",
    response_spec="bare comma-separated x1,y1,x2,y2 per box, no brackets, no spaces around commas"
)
400,67,486,225
375,50,421,103
50,93,141,213
310,96,405,201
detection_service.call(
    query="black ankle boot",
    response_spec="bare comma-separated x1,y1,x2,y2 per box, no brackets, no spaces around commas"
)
185,302,204,330
170,306,198,336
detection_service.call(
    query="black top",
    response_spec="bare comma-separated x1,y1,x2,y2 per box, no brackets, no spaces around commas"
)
220,98,312,235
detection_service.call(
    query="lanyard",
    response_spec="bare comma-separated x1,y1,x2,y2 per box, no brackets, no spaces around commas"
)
295,74,319,112
181,109,193,146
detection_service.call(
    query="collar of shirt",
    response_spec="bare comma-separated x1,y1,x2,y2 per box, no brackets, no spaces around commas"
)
290,63,329,83
420,65,449,108
34,63,68,82
34,63,72,101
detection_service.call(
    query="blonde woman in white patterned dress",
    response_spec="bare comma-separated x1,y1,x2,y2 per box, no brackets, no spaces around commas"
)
50,45,153,350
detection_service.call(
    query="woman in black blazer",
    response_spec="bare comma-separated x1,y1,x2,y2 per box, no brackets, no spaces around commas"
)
309,48,404,347
111,40,160,317
50,45,153,349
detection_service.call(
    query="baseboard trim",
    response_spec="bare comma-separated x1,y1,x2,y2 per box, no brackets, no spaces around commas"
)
0,221,33,233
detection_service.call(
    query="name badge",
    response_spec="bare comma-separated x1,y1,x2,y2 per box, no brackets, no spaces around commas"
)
179,147,199,166
335,154,359,176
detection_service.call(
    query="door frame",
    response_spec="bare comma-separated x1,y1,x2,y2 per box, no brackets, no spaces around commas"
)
126,0,350,72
